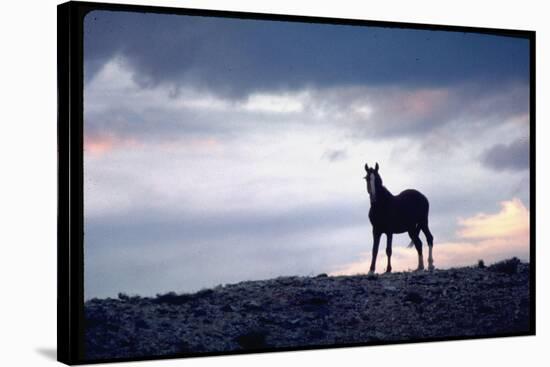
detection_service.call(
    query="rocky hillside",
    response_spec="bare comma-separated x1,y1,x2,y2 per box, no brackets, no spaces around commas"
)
85,258,531,361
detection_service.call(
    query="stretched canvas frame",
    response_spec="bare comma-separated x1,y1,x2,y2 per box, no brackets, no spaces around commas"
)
58,1,536,364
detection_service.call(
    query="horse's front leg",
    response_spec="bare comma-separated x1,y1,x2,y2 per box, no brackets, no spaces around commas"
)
386,233,393,273
369,229,382,274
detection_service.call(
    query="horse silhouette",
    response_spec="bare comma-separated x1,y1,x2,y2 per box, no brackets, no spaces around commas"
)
364,162,434,273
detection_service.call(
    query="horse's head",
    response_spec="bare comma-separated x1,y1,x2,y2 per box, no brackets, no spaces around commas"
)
364,162,382,202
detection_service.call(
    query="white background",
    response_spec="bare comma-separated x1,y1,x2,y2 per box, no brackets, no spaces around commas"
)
0,0,547,366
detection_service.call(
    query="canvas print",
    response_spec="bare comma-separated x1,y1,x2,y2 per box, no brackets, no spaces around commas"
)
74,4,533,363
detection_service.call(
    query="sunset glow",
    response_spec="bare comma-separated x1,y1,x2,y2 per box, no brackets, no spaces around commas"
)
331,198,530,275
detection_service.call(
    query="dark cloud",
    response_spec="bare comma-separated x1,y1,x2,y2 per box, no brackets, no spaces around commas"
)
481,137,530,171
84,106,231,141
84,10,530,98
83,10,530,147
339,82,529,140
83,79,529,148
322,149,347,162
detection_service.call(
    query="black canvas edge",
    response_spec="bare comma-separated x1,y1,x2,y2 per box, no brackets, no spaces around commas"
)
529,31,536,336
56,1,536,365
58,2,86,364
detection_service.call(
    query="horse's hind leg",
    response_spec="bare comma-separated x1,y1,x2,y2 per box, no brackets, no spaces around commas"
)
385,233,393,273
408,228,424,271
421,221,434,271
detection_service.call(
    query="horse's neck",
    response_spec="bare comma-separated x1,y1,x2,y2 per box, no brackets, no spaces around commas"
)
372,186,394,207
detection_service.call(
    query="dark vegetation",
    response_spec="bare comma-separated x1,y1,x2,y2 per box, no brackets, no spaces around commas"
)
85,258,530,361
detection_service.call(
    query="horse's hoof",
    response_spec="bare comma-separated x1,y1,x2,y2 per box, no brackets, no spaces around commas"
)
428,264,435,271
385,268,392,273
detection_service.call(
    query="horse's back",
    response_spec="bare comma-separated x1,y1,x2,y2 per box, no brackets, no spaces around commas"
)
396,189,429,206
394,189,429,219
369,189,430,234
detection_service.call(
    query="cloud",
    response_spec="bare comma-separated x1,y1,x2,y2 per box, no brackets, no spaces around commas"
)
84,10,530,98
343,82,529,140
458,198,529,239
85,57,529,151
84,133,143,155
322,149,348,162
84,58,317,146
481,137,530,171
331,198,529,274
84,135,117,155
243,92,306,114
85,201,369,248
84,201,372,298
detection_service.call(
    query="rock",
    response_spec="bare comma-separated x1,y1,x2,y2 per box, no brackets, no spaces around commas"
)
193,309,206,317
404,291,423,304
371,331,388,341
135,319,149,329
235,330,269,349
84,258,531,360
196,289,214,298
307,329,326,339
366,273,378,280
221,304,237,312
288,318,301,325
243,300,263,311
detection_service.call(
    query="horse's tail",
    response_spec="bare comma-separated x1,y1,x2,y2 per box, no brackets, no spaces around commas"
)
408,223,421,248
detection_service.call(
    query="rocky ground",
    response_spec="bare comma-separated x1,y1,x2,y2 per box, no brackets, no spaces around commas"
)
84,258,531,361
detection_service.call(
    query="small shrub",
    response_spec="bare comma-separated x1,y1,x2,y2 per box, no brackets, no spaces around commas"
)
153,291,193,305
488,257,520,274
117,292,142,303
477,259,486,269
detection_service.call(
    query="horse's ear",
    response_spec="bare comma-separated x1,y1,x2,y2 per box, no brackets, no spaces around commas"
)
365,163,369,172
375,162,379,172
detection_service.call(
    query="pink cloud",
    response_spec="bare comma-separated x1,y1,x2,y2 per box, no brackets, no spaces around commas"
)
331,198,530,275
458,198,529,240
84,134,224,156
84,134,141,156
159,137,223,152
401,88,449,119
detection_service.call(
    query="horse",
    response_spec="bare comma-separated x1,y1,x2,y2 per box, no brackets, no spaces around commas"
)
364,162,434,273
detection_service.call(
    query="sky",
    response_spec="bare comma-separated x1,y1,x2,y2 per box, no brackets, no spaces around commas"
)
83,10,531,299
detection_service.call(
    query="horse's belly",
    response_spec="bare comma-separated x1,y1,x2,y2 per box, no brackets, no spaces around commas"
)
373,222,409,234
387,218,417,234
389,224,410,234
370,209,420,234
